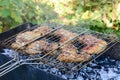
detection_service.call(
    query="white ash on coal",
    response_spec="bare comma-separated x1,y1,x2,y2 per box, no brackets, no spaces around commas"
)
2,49,14,58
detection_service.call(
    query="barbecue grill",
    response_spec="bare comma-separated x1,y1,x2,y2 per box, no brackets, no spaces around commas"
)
0,23,119,80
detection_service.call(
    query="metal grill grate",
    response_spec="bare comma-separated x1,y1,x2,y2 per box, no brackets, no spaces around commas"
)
0,24,118,77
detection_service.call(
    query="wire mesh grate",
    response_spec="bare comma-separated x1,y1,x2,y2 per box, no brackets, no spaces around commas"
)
0,24,118,76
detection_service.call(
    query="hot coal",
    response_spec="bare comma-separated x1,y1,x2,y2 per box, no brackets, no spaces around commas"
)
1,49,120,80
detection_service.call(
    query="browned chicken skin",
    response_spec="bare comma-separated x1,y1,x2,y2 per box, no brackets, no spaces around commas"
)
79,35,98,45
61,44,78,54
54,28,78,44
58,43,91,62
33,26,52,36
11,26,52,49
25,40,58,55
80,35,107,54
58,51,91,62
11,31,40,49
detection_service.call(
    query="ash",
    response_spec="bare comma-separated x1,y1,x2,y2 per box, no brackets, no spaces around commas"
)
2,49,120,80
2,49,14,58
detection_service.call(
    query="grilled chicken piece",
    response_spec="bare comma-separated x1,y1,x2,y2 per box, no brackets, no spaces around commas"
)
62,44,78,54
11,31,40,49
54,28,78,44
58,51,90,62
25,40,58,55
11,26,52,49
79,34,107,54
79,35,98,45
25,40,47,54
33,26,52,36
81,39,107,54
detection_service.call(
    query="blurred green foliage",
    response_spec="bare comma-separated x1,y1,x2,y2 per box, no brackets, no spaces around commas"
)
42,0,120,37
0,0,57,32
0,0,120,37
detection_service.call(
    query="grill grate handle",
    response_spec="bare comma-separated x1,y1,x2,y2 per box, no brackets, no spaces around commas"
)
0,60,24,77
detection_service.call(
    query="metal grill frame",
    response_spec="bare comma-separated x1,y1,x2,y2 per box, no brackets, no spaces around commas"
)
0,23,118,77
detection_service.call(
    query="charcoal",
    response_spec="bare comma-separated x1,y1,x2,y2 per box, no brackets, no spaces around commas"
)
1,49,120,80
66,73,75,79
50,68,58,74
62,75,67,80
77,76,84,80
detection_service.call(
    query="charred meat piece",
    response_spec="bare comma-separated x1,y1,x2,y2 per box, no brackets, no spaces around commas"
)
81,39,107,54
33,26,52,36
11,31,40,49
58,34,107,62
79,35,107,54
25,40,58,55
54,28,78,43
58,51,90,62
11,26,52,49
61,44,78,54
25,40,48,54
79,35,98,45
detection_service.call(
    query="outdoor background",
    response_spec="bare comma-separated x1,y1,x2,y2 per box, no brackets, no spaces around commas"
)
0,0,120,37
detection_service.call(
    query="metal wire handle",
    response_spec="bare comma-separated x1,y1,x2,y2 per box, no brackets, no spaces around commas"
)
0,59,16,71
0,50,19,72
0,60,24,77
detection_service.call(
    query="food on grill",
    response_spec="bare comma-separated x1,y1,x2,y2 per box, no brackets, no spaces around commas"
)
25,40,58,55
62,44,78,54
54,28,78,43
25,40,46,54
11,31,40,49
11,26,52,49
44,42,58,55
11,26,107,63
80,35,107,54
58,43,90,62
81,39,107,54
79,35,99,45
58,34,107,62
33,26,52,36
58,51,90,62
